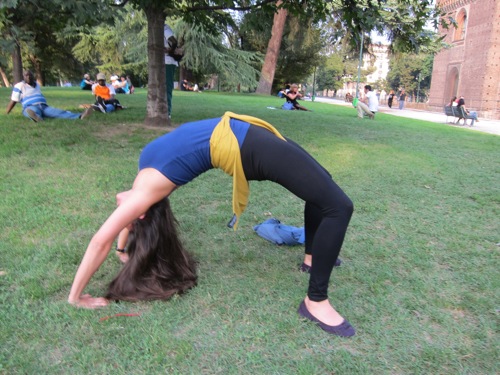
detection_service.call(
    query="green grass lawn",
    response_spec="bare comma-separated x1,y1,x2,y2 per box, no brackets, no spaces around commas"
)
0,87,498,374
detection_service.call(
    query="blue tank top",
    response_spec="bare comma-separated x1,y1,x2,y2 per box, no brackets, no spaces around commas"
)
138,117,250,185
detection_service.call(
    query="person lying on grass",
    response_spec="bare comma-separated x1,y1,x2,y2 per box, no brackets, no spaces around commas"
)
6,70,93,122
68,112,355,337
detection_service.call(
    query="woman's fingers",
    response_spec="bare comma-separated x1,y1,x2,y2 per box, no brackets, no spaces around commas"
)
71,295,110,309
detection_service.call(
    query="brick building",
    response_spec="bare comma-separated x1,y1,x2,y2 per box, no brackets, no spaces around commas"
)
428,0,500,119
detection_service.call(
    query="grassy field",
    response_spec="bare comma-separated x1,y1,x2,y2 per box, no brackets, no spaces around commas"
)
0,87,498,374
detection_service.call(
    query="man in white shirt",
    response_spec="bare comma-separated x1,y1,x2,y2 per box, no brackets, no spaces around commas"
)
164,24,179,119
6,70,92,122
357,85,379,120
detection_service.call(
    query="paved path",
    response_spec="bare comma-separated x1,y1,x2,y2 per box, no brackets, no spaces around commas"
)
313,97,500,136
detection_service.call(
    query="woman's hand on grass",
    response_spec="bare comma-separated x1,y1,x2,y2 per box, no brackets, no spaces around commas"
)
69,294,109,309
116,251,129,264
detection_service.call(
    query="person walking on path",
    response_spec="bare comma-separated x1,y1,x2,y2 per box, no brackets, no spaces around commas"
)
398,89,406,110
67,112,355,337
6,70,93,122
387,90,395,109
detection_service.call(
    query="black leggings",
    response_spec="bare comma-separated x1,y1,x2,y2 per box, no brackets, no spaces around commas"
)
240,125,353,302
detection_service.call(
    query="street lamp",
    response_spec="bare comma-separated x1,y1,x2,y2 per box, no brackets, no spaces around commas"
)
416,73,421,103
355,32,364,98
312,66,316,101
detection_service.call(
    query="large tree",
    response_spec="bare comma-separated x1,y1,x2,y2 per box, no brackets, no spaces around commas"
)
255,2,287,95
316,54,347,93
0,0,111,84
71,5,149,86
175,20,262,92
1,0,447,124
254,0,446,95
119,0,334,126
240,8,323,93
252,0,329,94
386,52,434,101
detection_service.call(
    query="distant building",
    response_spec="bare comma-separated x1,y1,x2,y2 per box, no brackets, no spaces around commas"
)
330,43,390,99
364,43,390,84
428,0,500,119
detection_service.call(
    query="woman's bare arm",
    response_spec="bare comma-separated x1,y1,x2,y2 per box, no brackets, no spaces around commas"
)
68,168,176,308
68,193,152,307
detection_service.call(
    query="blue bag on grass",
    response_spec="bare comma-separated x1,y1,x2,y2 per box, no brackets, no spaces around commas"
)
282,102,294,110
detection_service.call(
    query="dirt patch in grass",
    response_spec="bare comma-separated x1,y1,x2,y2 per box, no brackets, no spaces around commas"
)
93,122,172,140
91,123,177,150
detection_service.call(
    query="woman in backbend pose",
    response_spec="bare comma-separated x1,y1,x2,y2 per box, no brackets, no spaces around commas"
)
68,112,355,337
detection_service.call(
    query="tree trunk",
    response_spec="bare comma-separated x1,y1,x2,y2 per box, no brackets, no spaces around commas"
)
0,67,10,87
144,6,169,127
255,4,287,95
11,41,23,84
31,56,44,86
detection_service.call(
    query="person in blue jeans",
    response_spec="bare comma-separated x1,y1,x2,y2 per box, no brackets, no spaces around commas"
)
398,89,406,110
457,95,479,124
91,73,123,113
67,112,355,337
6,70,92,122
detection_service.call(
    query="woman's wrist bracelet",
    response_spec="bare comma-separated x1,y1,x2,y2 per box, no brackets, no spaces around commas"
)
116,247,126,253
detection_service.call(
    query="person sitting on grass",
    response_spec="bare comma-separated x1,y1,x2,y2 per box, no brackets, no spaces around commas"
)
67,112,355,337
91,73,123,113
280,84,310,111
6,70,93,122
117,75,130,94
356,85,378,120
181,79,201,92
80,74,94,90
277,83,291,98
181,79,191,91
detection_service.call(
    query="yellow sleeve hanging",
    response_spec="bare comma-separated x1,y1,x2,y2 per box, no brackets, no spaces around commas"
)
210,112,286,230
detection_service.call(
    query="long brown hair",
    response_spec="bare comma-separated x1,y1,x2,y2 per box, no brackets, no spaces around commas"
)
106,198,197,301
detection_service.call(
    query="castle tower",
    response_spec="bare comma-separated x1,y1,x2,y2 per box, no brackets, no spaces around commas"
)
428,0,500,119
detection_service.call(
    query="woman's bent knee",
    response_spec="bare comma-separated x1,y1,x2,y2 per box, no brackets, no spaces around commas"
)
323,193,353,219
343,197,354,217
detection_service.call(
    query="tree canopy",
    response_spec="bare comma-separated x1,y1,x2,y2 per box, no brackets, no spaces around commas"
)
175,20,262,91
0,0,448,123
0,0,113,84
240,9,322,93
386,52,434,101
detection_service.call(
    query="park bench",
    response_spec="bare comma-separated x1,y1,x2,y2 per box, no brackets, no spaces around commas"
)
444,105,475,126
444,105,455,122
455,105,476,126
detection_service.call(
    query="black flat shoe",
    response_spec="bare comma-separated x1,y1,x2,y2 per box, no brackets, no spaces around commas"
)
297,300,355,337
